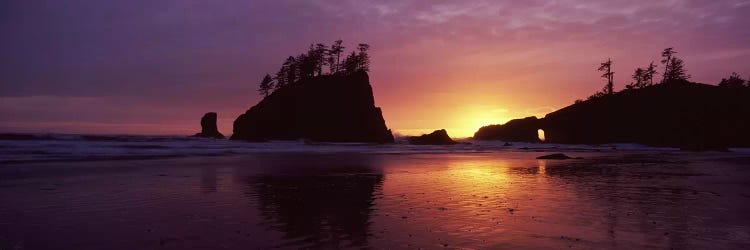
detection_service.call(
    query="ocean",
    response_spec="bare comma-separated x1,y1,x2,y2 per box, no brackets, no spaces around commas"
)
0,133,687,164
1,134,749,249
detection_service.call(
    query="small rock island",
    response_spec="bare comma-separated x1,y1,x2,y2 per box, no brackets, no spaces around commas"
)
194,112,225,139
230,41,394,143
408,129,458,145
474,116,541,143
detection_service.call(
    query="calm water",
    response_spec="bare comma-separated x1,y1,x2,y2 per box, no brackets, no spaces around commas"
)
1,151,749,249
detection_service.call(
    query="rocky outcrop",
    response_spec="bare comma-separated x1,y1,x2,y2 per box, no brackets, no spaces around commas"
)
536,153,580,160
474,116,541,142
408,129,458,145
230,71,394,143
194,112,225,139
473,80,750,149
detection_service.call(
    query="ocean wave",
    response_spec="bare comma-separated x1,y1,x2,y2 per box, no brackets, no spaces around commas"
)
0,133,202,142
0,133,685,164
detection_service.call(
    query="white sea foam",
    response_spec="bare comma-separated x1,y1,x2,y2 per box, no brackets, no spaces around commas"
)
0,133,683,163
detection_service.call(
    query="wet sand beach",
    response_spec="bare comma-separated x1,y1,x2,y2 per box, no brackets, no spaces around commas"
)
1,151,750,249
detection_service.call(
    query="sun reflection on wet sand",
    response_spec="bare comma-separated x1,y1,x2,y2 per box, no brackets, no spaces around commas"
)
1,152,750,249
371,154,573,249
537,160,546,175
367,153,750,249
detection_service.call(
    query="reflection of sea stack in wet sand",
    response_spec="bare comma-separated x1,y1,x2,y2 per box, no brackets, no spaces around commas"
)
536,153,582,160
194,112,225,139
231,71,394,143
251,159,383,248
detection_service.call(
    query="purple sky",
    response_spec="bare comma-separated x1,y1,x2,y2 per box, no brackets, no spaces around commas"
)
1,0,749,137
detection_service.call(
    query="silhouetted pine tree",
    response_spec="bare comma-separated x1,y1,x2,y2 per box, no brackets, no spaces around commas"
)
328,40,345,74
644,62,657,86
275,67,287,90
258,74,274,97
587,91,606,101
283,56,297,87
296,52,313,80
341,44,371,74
598,58,614,94
719,72,746,88
274,56,296,91
663,57,689,82
313,43,327,76
266,40,372,90
626,68,645,89
342,51,359,75
357,43,371,72
660,47,676,83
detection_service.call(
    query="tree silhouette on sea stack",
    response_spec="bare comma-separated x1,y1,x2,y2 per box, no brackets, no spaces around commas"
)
660,47,690,83
258,74,274,97
626,62,658,90
258,40,371,97
598,58,615,95
718,72,747,88
584,47,693,101
233,40,393,143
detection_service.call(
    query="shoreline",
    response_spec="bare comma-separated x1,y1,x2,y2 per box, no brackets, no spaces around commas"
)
2,151,750,249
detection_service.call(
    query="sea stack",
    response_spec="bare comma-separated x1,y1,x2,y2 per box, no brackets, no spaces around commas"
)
195,112,225,139
231,71,394,143
474,116,541,142
408,129,458,145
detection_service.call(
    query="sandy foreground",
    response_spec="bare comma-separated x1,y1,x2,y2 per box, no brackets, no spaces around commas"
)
1,151,749,249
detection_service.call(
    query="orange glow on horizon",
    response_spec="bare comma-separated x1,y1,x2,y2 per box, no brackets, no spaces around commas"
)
388,103,538,138
1,1,747,137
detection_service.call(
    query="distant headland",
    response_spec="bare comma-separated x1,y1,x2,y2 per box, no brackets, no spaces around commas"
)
475,48,750,150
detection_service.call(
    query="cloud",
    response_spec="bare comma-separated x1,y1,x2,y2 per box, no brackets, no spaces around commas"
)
1,0,748,135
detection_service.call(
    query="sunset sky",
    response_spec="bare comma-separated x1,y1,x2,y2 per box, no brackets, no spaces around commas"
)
2,0,749,137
